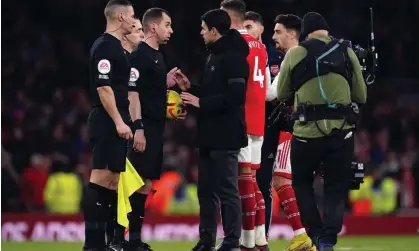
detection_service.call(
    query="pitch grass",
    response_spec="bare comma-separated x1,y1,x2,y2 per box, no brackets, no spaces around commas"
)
2,236,419,251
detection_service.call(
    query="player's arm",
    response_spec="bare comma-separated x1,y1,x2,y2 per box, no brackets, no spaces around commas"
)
94,43,125,127
265,67,278,102
347,47,367,104
276,49,294,104
199,54,248,111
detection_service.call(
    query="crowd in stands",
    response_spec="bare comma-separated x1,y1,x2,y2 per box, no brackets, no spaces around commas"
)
2,0,418,215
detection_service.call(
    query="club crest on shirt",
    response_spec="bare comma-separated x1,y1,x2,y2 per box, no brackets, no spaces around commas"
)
270,65,280,76
98,59,111,74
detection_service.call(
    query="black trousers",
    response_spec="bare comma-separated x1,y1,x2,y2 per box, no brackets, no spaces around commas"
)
198,148,241,247
256,126,279,238
291,129,354,246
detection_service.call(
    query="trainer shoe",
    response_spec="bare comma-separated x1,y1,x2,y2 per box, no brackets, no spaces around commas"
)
108,243,125,251
191,241,216,251
256,244,269,251
285,232,313,251
310,244,318,251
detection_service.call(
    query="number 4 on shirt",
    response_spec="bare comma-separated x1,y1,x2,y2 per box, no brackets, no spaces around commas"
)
253,56,264,88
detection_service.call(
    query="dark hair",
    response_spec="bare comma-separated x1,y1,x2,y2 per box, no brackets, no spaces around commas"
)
220,0,246,20
274,14,302,37
104,0,132,18
142,7,170,32
244,11,263,25
201,9,231,36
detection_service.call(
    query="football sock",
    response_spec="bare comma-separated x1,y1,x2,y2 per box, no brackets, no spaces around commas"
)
129,192,148,246
83,182,113,250
276,184,305,235
238,171,256,248
253,176,267,246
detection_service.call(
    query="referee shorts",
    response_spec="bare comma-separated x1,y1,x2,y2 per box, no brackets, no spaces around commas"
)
128,119,165,180
87,107,130,173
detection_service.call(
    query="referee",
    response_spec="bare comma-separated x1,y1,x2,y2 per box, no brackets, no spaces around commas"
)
275,12,367,251
181,9,248,251
84,1,134,251
125,8,188,251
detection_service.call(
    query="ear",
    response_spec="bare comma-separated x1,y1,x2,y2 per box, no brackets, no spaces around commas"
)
210,27,217,36
260,25,265,34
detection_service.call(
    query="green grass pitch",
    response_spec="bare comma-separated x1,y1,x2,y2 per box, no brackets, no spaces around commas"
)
2,236,419,251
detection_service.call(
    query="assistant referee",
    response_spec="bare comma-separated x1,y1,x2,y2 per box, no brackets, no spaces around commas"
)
84,1,134,251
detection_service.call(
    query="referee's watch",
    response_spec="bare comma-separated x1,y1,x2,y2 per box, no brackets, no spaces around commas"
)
133,119,144,130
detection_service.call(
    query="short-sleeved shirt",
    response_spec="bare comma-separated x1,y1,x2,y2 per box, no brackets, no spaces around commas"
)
89,33,130,109
128,42,167,122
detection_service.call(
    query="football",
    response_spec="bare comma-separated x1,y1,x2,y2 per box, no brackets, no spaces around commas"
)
166,90,186,120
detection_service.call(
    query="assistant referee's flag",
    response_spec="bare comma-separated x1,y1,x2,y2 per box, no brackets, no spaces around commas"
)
117,158,144,228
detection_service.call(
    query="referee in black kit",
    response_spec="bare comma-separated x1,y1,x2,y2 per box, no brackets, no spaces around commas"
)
181,9,248,251
125,7,189,251
84,1,135,251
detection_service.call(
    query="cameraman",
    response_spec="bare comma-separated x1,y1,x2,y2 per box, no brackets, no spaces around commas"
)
275,12,367,251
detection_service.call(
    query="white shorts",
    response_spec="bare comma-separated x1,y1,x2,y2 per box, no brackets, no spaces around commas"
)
238,135,264,170
273,132,292,179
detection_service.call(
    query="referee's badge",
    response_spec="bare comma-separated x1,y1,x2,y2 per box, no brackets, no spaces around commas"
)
270,65,279,76
130,68,139,83
98,59,111,74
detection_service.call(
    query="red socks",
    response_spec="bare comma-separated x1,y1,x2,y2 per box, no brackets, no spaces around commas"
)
253,177,265,227
276,184,304,231
238,173,256,230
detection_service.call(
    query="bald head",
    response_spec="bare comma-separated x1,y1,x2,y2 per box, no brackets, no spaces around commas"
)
104,0,133,21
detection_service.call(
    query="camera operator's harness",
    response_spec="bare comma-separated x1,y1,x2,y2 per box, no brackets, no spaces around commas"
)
270,38,365,189
289,38,360,136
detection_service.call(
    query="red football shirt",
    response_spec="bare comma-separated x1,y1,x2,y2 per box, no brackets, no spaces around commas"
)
240,30,268,136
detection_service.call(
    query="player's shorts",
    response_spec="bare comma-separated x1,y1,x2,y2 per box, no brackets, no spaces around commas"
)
238,134,264,170
87,107,129,173
128,119,165,180
273,131,292,179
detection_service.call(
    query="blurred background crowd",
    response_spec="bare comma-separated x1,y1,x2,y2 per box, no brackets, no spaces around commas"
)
2,0,419,216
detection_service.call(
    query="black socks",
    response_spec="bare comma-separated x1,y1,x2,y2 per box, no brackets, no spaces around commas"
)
83,182,114,250
128,192,148,245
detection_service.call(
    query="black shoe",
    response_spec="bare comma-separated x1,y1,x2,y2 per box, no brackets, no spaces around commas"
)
215,243,240,251
127,242,153,251
108,243,125,251
191,242,216,251
83,247,106,251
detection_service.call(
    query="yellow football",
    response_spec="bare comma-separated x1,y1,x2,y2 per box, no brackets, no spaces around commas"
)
166,90,186,120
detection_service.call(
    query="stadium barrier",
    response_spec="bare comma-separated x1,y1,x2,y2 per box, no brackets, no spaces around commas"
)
1,213,418,242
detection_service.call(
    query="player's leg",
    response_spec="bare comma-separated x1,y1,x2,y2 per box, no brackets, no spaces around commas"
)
250,136,268,249
84,126,126,251
273,132,312,251
127,123,164,251
238,136,257,250
290,134,324,250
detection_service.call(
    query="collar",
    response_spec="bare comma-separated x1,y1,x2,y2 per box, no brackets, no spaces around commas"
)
238,29,248,34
